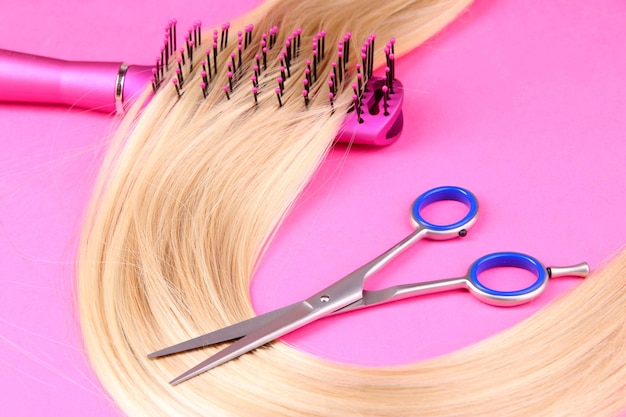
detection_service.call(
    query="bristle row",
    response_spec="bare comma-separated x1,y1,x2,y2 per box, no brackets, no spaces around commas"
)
384,38,396,95
151,20,178,93
348,35,377,122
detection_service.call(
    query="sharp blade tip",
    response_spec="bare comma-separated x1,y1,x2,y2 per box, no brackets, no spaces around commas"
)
147,348,173,358
169,367,207,385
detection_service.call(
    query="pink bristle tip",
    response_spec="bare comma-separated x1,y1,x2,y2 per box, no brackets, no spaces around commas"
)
302,89,308,97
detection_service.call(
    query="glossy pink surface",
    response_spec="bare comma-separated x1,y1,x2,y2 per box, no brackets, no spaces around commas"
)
0,0,624,416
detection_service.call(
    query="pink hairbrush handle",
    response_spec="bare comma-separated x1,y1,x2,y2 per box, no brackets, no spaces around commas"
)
0,49,152,113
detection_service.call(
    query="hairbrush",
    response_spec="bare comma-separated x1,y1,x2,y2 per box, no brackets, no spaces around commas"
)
0,21,404,146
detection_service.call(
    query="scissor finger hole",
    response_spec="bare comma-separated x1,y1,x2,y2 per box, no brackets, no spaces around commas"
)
475,266,539,293
469,252,546,298
411,186,478,232
417,199,470,228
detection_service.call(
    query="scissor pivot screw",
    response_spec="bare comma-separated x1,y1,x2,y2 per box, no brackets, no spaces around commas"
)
320,295,331,303
459,229,467,237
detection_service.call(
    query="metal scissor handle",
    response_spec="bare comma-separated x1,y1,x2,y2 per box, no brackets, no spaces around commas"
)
465,252,589,306
410,185,479,240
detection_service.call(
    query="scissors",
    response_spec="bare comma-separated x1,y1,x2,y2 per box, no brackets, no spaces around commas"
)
148,185,589,384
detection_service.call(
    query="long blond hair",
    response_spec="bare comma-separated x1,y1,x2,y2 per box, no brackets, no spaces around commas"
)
77,0,626,415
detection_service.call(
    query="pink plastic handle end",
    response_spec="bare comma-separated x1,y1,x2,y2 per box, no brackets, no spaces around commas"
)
335,77,404,146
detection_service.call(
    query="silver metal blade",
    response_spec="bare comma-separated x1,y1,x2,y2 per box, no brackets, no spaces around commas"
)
335,277,468,314
170,301,315,385
147,303,296,358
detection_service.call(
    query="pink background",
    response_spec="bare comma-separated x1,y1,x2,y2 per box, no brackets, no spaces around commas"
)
1,0,624,415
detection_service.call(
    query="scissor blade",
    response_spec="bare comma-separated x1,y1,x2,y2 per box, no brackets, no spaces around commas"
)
170,301,316,385
147,303,296,358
